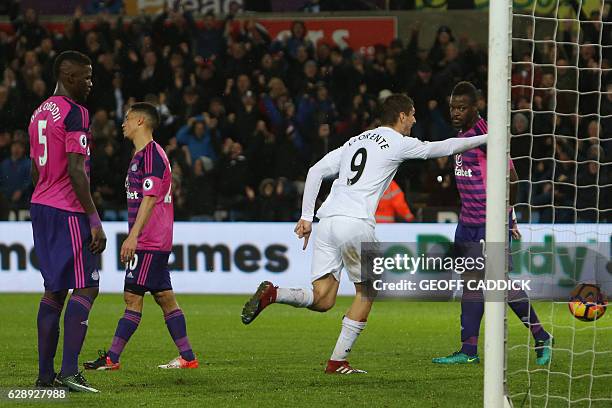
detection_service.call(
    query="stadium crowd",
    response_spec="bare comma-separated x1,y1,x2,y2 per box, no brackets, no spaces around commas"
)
0,4,610,222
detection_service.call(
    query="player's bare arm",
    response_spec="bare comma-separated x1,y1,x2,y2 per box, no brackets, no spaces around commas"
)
120,195,156,263
31,161,39,186
68,152,106,254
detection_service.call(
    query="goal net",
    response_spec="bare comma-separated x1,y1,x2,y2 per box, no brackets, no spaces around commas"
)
502,0,611,406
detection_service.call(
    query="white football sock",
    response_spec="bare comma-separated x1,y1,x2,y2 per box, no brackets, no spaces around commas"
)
276,288,314,308
330,316,366,361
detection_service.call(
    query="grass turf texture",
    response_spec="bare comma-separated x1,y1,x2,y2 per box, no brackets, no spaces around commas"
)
0,294,610,407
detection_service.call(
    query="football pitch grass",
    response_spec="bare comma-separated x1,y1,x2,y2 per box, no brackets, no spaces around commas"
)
0,294,610,407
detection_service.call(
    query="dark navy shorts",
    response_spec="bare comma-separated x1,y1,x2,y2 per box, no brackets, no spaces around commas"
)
454,223,513,274
124,250,172,295
31,203,100,292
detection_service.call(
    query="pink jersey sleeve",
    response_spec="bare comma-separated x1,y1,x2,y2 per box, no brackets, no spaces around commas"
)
142,143,167,197
64,104,90,155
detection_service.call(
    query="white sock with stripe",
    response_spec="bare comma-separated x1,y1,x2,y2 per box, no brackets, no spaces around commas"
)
276,288,314,308
330,316,366,361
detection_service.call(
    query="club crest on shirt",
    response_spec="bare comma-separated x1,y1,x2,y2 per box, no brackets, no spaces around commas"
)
131,163,138,172
91,271,99,281
143,178,154,191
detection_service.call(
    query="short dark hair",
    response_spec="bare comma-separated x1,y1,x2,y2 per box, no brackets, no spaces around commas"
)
53,50,91,80
130,102,160,130
379,94,414,126
451,81,478,105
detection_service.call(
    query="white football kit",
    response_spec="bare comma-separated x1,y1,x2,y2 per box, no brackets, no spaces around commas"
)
301,126,486,283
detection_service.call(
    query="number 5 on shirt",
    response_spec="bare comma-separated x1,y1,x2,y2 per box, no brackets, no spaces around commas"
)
38,120,48,166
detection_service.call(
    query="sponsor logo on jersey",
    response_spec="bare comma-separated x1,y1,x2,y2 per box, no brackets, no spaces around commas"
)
454,154,473,177
455,167,473,177
127,190,139,200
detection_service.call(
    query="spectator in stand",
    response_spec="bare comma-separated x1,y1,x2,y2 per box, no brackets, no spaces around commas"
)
291,59,319,96
194,61,223,108
186,157,216,221
257,178,278,221
576,146,610,222
432,42,466,104
245,120,277,186
0,140,31,212
555,57,578,114
207,97,229,132
428,25,455,73
91,140,126,220
216,139,254,221
171,85,206,125
13,8,47,50
224,73,253,114
153,5,193,52
277,21,314,60
256,177,297,221
190,11,226,61
225,41,255,79
136,50,168,98
408,63,438,141
231,90,261,146
255,52,285,89
176,114,222,165
90,108,117,147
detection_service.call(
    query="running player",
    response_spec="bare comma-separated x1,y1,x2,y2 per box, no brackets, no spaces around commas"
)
431,81,552,365
83,102,198,371
241,94,487,374
29,50,106,392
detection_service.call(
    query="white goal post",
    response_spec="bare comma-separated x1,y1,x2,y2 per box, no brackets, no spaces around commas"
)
485,0,611,407
484,0,513,407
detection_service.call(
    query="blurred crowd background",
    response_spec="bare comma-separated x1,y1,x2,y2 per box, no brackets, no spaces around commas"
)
0,0,610,223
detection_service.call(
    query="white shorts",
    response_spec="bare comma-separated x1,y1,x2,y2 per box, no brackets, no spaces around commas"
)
311,216,377,283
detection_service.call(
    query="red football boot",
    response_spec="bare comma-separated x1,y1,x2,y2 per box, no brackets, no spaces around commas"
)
325,360,367,374
241,281,277,325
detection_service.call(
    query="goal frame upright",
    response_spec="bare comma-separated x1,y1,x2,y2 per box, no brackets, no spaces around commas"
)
484,0,513,407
